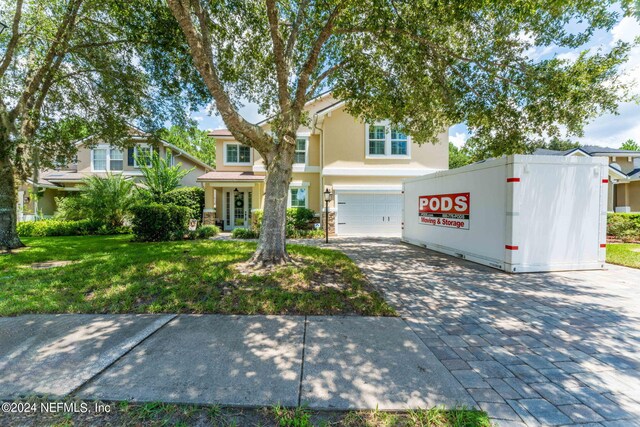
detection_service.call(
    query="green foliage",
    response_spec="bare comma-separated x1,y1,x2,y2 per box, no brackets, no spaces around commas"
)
130,203,190,242
55,174,135,228
449,143,472,169
251,208,317,238
607,213,640,242
158,125,216,167
621,139,640,151
139,152,193,200
159,187,205,219
232,228,258,239
287,208,315,230
545,137,581,152
17,219,129,237
197,225,219,238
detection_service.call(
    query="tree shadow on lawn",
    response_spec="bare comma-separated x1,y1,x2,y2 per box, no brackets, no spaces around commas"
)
0,236,393,316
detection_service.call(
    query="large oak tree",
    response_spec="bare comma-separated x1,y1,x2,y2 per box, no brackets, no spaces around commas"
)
0,0,198,250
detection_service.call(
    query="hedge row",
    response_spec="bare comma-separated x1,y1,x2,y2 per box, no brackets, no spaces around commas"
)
17,219,130,237
159,187,204,219
607,213,640,242
251,207,318,237
130,203,191,242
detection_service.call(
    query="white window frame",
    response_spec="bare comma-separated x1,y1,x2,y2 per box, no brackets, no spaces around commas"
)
364,122,411,159
91,146,108,172
134,144,153,168
91,145,126,172
223,142,252,166
288,182,310,208
293,136,309,165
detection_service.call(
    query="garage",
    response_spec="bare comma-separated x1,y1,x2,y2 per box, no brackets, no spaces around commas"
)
336,192,403,236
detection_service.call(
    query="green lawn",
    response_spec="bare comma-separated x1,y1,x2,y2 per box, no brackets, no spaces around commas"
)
606,243,640,269
0,235,395,316
0,399,492,427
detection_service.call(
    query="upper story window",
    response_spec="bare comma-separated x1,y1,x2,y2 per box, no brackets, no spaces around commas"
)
365,123,411,158
134,145,153,167
224,142,251,165
110,149,124,170
91,146,124,172
294,137,308,164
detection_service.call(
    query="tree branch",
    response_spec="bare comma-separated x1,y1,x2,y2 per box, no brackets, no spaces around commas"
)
292,2,345,113
306,59,349,99
167,0,272,152
0,0,24,80
285,0,309,59
266,0,290,112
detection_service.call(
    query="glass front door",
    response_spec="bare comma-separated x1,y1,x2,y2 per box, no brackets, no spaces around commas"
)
225,189,252,230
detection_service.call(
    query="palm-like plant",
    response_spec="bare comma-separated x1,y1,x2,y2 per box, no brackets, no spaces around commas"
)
139,152,193,200
78,174,135,227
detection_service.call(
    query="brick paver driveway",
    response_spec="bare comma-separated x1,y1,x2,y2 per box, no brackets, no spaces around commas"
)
336,238,640,427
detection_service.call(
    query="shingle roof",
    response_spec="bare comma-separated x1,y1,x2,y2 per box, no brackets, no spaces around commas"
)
197,171,264,182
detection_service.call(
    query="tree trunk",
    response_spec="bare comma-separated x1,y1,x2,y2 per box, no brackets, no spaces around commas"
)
250,147,294,266
0,155,24,250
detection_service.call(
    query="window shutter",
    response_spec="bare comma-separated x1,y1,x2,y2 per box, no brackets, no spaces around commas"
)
127,148,135,166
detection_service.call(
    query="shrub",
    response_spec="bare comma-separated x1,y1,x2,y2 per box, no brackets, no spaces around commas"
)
290,228,325,239
160,187,204,219
17,219,130,237
607,213,640,242
287,207,315,230
54,174,135,228
232,228,258,239
251,207,316,235
139,152,193,200
130,203,190,242
197,225,219,238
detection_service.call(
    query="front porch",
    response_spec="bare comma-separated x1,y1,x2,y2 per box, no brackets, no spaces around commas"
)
198,171,265,231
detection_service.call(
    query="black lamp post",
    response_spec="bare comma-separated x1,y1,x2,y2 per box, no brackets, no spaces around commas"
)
323,188,332,243
0,22,8,35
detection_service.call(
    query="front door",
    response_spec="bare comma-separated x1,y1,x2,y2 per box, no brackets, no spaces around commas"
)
224,189,252,231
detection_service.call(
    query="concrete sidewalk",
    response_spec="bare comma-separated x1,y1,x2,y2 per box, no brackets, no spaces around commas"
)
0,314,474,410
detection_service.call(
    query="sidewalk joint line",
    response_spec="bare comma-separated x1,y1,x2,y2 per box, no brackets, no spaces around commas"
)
297,316,308,407
67,314,178,398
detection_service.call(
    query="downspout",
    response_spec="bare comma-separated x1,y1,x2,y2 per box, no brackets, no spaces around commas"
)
312,114,325,215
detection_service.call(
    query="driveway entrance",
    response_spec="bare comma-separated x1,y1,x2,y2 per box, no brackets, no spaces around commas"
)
336,238,640,426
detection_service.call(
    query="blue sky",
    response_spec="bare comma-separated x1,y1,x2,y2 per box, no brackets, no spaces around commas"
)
191,14,640,150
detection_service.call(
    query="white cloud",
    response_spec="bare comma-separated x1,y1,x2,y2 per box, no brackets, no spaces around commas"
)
192,115,204,122
449,131,468,148
576,102,640,148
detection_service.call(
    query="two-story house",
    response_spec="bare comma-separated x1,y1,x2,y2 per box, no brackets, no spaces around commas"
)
198,93,449,236
18,127,213,221
534,146,640,212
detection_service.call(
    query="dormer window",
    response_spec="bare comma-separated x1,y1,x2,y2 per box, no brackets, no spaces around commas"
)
365,123,411,159
224,142,252,165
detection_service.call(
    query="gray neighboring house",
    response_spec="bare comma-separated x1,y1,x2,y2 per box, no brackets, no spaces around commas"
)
534,145,640,212
17,126,214,221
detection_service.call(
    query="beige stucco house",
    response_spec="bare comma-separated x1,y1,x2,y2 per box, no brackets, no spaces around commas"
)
18,127,213,221
199,93,449,236
534,146,640,212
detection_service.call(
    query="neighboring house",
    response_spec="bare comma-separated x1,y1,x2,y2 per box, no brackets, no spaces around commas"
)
198,93,449,236
534,146,640,212
17,126,214,221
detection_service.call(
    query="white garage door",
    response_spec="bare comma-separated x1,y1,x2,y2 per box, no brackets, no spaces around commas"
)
336,192,403,236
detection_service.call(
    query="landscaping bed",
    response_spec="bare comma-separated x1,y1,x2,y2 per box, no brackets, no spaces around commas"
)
0,235,394,316
606,243,640,269
0,399,491,427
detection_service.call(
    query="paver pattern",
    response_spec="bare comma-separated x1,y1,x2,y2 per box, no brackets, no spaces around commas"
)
337,238,640,427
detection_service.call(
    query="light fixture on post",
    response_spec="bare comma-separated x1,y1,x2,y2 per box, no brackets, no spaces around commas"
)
323,188,332,244
0,22,8,35
233,188,239,195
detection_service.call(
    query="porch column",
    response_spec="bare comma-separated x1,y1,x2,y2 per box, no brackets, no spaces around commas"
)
203,184,215,225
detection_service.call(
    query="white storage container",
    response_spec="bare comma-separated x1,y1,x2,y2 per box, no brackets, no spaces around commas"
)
402,155,608,273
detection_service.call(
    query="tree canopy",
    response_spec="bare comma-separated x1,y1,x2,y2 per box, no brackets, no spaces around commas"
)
621,139,639,151
158,125,216,167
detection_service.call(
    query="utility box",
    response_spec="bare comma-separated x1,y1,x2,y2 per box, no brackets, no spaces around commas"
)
402,155,608,273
